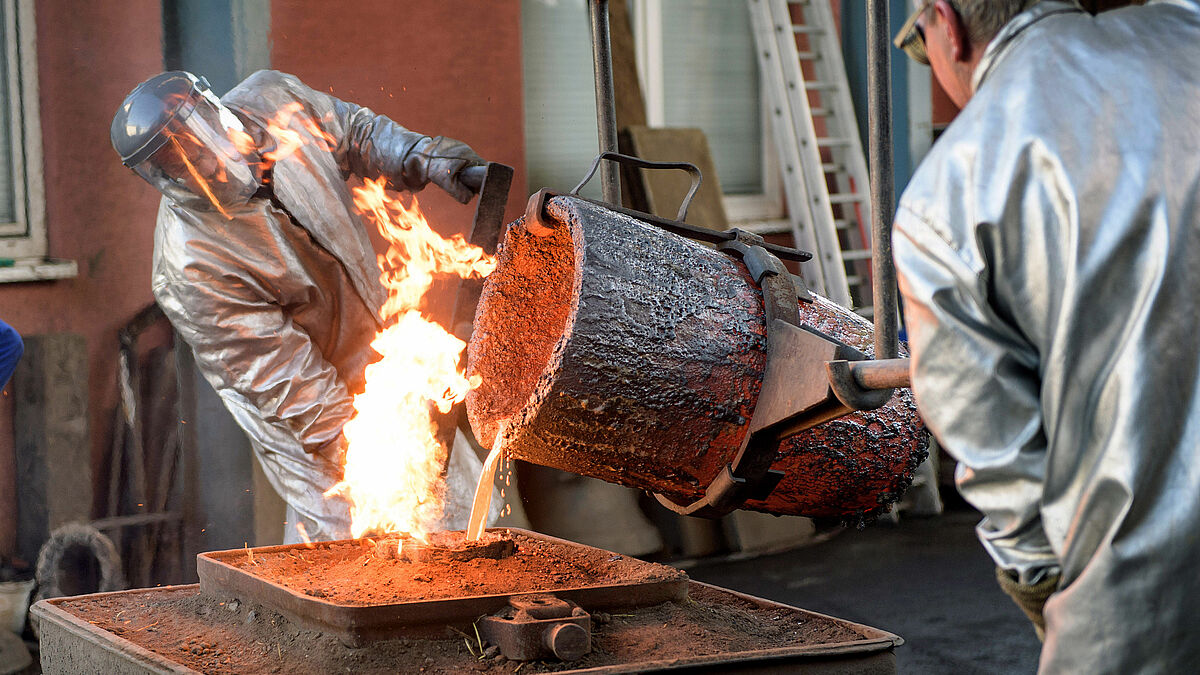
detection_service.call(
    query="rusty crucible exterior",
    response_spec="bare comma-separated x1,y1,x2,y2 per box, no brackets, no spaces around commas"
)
466,196,927,520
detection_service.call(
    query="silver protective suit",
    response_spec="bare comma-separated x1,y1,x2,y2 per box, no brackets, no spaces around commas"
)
893,1,1200,671
151,70,491,542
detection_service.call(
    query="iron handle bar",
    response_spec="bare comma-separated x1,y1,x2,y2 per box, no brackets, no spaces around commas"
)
571,151,703,222
525,187,813,264
460,164,487,193
848,357,910,390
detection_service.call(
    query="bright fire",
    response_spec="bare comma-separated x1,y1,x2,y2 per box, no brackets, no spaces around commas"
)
210,101,492,540
325,177,495,540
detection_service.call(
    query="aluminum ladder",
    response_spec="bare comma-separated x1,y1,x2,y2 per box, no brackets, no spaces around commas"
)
747,0,874,311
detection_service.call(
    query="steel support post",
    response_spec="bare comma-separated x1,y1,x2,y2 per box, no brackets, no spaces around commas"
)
587,0,621,204
867,0,899,360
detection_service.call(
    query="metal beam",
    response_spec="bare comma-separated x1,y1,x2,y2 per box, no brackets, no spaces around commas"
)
866,0,898,360
587,0,621,204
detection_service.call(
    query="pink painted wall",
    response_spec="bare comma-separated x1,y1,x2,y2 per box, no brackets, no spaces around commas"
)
0,1,165,558
269,0,528,247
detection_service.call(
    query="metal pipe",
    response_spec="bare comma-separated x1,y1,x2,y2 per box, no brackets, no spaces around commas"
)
587,0,620,204
867,0,898,360
849,358,911,390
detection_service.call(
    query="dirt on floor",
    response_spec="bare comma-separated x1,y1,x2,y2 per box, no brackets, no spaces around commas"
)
208,530,685,606
56,583,873,674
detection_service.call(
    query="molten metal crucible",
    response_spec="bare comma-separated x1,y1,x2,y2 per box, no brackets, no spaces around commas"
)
466,196,928,520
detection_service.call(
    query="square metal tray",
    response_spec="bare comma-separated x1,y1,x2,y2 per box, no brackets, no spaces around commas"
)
196,527,690,643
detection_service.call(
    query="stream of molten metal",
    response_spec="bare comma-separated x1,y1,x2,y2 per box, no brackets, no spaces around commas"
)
325,177,494,541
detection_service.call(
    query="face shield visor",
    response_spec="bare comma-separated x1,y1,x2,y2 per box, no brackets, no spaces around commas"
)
128,88,261,218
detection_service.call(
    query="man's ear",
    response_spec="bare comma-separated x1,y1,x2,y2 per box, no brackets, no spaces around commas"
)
934,0,971,62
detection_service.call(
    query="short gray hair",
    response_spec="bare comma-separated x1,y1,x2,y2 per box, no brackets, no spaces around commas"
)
938,0,1040,44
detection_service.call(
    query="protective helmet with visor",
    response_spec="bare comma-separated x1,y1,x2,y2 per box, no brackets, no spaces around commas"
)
111,71,261,217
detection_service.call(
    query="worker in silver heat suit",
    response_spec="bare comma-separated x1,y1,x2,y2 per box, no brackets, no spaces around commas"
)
892,0,1200,670
110,70,493,543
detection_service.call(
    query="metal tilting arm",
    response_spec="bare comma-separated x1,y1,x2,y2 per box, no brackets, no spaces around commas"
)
654,229,904,518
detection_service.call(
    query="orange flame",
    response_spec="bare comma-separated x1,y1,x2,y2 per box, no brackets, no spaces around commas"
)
168,134,232,219
259,102,338,163
227,127,257,157
326,177,494,540
294,522,316,549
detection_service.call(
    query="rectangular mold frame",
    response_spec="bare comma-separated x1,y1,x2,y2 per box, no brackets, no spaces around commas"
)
196,528,691,643
32,582,902,675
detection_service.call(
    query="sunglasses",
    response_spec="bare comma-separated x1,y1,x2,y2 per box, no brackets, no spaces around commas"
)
893,1,936,65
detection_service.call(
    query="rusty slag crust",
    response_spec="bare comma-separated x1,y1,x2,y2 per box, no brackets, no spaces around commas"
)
467,197,926,522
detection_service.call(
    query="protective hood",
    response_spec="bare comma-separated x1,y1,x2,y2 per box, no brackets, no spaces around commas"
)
114,72,261,218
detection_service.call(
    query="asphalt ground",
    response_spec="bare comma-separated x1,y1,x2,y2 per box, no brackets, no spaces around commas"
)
683,502,1043,674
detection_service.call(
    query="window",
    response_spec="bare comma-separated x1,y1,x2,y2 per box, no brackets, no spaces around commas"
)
521,0,603,200
521,0,781,222
0,0,74,281
633,0,782,222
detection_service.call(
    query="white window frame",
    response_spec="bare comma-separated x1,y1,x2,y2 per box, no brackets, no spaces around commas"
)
631,0,784,225
0,0,75,282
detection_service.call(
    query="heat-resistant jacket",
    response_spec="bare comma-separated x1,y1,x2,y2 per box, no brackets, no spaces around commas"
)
894,1,1200,671
151,70,481,540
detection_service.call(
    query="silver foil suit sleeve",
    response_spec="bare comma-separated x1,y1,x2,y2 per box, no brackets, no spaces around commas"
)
331,97,484,203
894,203,1060,585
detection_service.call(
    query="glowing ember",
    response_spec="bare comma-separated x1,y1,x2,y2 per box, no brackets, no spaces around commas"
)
326,177,495,540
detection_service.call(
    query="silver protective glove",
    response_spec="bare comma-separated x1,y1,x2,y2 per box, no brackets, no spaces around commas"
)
405,135,485,204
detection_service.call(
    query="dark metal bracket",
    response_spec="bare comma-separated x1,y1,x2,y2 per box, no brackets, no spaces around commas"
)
718,229,814,305
477,594,592,662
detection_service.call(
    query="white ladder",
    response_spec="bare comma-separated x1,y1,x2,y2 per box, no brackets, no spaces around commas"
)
746,0,873,311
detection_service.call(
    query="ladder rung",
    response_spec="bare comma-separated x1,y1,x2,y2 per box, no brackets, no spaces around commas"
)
809,107,830,116
828,193,865,205
795,51,820,60
804,81,839,91
821,163,846,172
792,25,827,35
841,249,873,261
833,219,855,229
846,275,865,285
817,137,852,148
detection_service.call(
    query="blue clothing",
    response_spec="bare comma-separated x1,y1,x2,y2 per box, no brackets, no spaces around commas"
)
0,320,22,387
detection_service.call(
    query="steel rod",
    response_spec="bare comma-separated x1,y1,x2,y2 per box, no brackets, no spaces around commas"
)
849,358,911,390
588,0,620,204
867,0,899,360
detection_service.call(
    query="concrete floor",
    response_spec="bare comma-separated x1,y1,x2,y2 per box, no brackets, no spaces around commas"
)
683,504,1043,674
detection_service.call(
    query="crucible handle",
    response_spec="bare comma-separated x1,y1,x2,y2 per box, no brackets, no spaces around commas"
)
571,151,702,222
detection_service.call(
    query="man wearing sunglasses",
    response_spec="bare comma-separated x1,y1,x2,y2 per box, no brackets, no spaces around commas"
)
890,0,1200,670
